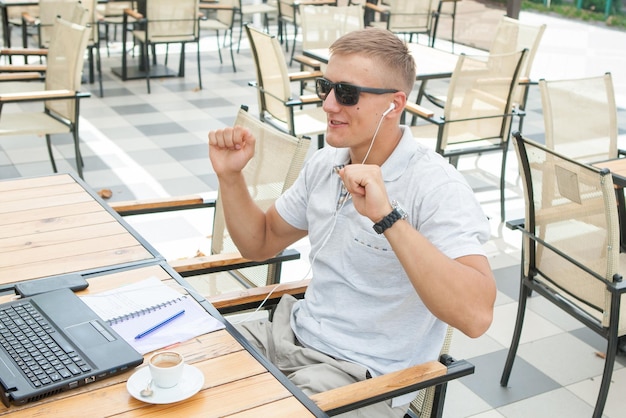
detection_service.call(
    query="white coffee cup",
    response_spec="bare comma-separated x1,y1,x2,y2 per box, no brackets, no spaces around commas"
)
149,351,184,389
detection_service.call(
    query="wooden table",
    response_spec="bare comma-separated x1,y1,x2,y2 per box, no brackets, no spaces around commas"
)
303,42,459,104
0,173,161,290
0,262,327,417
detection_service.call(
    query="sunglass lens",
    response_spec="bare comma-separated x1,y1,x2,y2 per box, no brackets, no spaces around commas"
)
335,84,359,106
316,79,331,99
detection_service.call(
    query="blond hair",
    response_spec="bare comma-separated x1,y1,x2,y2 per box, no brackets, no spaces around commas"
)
329,28,416,96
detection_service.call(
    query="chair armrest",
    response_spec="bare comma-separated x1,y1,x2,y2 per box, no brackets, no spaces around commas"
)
293,54,322,71
0,72,43,82
199,3,235,10
288,70,323,82
0,64,46,73
207,278,310,313
364,3,388,14
404,101,435,119
124,8,144,20
110,194,216,215
1,48,48,56
311,357,474,415
21,12,37,25
505,218,525,231
0,89,89,103
299,94,322,104
170,248,301,278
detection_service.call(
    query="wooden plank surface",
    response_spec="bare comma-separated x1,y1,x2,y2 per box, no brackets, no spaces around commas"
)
0,264,318,417
0,174,155,284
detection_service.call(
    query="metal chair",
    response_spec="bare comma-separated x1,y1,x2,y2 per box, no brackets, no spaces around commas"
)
502,132,626,418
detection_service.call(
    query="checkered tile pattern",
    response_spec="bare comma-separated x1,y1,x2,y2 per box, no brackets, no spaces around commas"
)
2,4,626,417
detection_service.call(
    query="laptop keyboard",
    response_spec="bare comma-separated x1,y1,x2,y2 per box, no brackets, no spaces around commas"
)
0,301,91,388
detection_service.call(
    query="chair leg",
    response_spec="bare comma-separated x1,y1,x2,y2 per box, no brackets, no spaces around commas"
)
500,271,530,386
500,144,509,222
592,334,618,418
228,30,236,72
96,44,104,97
45,135,58,173
144,42,151,94
196,41,202,90
215,31,224,64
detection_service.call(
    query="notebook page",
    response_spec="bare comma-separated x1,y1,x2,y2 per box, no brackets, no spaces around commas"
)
81,277,225,354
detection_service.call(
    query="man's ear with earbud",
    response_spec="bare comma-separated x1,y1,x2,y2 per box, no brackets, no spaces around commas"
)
382,102,396,117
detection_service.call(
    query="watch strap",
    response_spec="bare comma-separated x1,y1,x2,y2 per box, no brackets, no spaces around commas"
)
373,208,402,234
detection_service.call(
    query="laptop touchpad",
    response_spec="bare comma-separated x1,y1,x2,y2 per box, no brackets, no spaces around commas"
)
65,322,108,349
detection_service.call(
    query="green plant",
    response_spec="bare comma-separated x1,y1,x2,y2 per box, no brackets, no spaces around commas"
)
521,0,626,29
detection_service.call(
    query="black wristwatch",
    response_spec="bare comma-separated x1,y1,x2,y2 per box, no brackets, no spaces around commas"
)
373,201,408,234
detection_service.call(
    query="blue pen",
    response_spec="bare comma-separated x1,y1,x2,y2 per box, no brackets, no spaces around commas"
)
134,310,185,340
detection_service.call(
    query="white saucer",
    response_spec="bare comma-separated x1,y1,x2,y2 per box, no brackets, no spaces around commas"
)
127,364,204,404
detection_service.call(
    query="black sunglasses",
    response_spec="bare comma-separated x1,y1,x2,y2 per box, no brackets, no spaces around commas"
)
315,78,399,106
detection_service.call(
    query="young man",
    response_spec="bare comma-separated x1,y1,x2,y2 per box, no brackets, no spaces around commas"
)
208,28,496,417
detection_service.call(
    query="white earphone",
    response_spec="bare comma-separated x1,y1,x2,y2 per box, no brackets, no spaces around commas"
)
382,102,396,117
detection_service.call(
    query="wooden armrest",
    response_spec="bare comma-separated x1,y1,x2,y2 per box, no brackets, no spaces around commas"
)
208,278,310,313
0,72,43,81
0,89,76,102
0,64,46,72
311,361,447,414
199,3,235,10
288,70,323,82
110,194,216,215
293,54,322,70
124,8,143,20
21,12,37,25
170,248,300,278
364,3,388,13
299,94,322,104
1,48,48,56
404,101,435,119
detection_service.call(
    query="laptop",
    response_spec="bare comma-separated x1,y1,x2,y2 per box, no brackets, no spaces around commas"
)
0,288,144,406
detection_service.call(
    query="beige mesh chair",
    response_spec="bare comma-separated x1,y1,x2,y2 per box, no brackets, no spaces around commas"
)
490,16,545,132
405,49,527,222
501,132,626,418
235,0,278,52
0,17,91,178
126,0,202,93
245,24,327,149
99,1,136,57
365,0,436,45
540,73,620,163
112,106,310,292
0,1,88,77
199,0,238,72
21,0,79,49
293,4,363,72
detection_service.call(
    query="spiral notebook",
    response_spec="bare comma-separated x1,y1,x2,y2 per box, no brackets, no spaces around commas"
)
81,277,224,354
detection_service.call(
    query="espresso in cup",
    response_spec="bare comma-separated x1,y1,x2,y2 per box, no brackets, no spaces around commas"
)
149,351,184,388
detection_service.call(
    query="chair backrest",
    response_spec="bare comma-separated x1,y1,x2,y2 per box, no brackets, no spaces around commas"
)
384,0,435,34
212,0,237,26
540,73,618,163
489,16,546,106
36,0,85,48
245,24,295,134
278,0,297,22
211,107,311,286
145,0,200,40
300,5,364,51
44,17,90,123
513,133,622,331
440,49,526,151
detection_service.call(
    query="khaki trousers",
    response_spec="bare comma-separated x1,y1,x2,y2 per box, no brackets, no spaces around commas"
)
234,295,408,418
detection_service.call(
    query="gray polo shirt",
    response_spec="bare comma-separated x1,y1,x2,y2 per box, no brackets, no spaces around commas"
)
275,126,490,379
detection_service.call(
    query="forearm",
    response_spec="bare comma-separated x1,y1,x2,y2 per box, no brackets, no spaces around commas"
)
384,220,496,338
216,172,271,260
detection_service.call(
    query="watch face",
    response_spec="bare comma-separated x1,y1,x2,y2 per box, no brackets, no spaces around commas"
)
392,201,408,220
